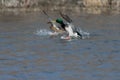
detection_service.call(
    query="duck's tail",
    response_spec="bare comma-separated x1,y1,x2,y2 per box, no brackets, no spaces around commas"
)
76,31,82,38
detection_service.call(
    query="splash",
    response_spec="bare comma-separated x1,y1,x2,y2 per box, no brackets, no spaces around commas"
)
76,27,90,39
35,29,58,36
35,28,90,40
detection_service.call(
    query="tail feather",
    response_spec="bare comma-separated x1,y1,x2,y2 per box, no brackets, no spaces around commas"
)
59,12,72,23
76,31,82,38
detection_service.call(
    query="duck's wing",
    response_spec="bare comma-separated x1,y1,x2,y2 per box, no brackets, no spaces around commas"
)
43,10,52,22
59,11,72,23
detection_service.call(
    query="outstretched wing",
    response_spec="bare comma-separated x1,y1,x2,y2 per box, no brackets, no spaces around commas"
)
42,10,52,21
59,11,72,23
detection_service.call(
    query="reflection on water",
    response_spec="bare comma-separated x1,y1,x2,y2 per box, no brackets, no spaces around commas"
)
0,12,120,80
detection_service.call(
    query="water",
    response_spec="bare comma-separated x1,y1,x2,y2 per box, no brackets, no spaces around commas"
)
0,12,120,80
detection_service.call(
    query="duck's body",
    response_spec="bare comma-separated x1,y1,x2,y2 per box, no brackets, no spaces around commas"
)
55,18,82,39
65,23,82,38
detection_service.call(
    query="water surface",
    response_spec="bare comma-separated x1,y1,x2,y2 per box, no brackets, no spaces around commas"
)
0,12,120,80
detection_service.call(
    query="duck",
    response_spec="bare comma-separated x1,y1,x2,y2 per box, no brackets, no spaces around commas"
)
55,18,82,39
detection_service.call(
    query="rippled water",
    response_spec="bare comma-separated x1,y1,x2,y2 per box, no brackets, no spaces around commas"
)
0,12,120,80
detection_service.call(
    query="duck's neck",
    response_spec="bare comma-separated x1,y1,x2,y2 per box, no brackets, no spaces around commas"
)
60,23,66,30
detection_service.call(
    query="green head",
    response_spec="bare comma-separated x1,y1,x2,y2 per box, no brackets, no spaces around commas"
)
56,18,63,24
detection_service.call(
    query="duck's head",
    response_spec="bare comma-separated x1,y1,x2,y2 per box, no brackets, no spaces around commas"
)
47,21,55,24
56,18,63,24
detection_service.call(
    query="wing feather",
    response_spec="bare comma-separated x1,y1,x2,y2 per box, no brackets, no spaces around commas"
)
59,11,72,23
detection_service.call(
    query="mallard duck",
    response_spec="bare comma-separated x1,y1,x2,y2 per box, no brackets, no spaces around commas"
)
55,18,82,38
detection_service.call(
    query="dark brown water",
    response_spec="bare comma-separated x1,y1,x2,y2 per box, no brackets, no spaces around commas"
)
0,12,120,80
